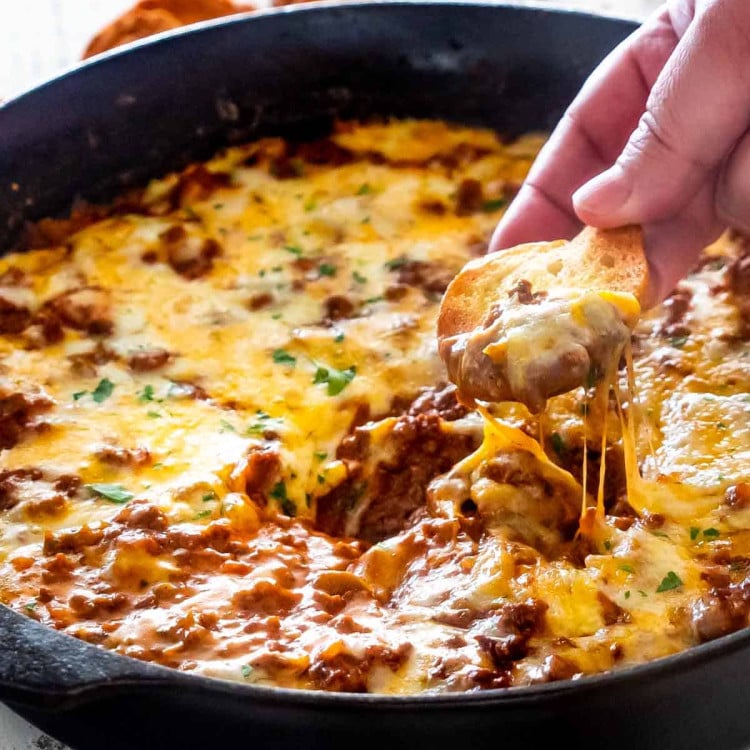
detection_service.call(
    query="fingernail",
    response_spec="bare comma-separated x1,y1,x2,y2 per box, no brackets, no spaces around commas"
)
573,168,632,219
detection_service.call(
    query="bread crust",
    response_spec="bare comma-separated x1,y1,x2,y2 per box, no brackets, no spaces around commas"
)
83,0,255,58
437,225,649,341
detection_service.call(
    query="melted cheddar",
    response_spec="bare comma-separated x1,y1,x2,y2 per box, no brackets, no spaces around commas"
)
0,120,748,694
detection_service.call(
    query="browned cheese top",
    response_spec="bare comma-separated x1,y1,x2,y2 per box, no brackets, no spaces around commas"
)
0,120,748,694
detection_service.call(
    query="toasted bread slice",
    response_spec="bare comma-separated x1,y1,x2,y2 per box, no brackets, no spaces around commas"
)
437,226,649,412
438,225,649,341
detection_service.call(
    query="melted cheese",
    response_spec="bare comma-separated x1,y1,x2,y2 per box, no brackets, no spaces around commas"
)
0,119,748,694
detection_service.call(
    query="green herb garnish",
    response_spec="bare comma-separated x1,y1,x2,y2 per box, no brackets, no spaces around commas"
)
481,198,506,212
284,245,303,256
318,263,337,277
385,256,409,271
550,432,566,457
86,483,134,504
270,481,296,517
313,365,356,396
670,335,689,349
138,384,155,402
656,571,683,593
272,349,296,367
352,270,367,284
92,378,115,403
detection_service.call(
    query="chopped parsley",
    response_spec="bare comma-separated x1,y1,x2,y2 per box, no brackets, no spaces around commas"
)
72,390,87,401
334,332,345,343
717,422,728,430
272,349,296,367
690,526,700,541
550,432,566,457
365,295,384,304
317,474,326,485
481,198,506,212
702,527,720,538
241,664,254,679
385,256,409,271
202,492,217,502
146,411,162,419
624,591,631,600
619,564,635,574
304,198,317,212
284,245,303,256
314,451,327,461
356,183,372,195
270,481,296,517
270,481,287,502
194,509,212,520
318,263,337,277
219,419,236,433
313,365,356,396
670,335,689,349
92,378,115,403
86,483,134,504
138,384,155,402
352,270,367,284
656,571,683,593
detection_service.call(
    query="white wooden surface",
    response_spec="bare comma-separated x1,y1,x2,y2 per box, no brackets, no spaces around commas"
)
0,0,659,747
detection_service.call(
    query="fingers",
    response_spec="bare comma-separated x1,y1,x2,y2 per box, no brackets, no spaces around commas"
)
491,7,679,252
575,0,750,228
716,128,750,235
644,171,725,304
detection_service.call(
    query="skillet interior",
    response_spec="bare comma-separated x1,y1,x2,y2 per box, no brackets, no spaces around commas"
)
2,3,750,749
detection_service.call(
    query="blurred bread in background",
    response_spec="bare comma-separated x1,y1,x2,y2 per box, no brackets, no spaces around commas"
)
83,0,257,57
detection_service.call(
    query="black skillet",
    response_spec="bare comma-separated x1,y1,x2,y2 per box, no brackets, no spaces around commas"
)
1,3,749,748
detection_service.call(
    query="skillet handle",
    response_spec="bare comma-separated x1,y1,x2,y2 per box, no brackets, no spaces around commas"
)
0,604,169,709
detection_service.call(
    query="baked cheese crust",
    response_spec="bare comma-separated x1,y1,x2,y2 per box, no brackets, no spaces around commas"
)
0,119,748,693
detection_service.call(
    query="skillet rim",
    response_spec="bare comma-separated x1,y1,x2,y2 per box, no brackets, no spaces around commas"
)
2,0,746,711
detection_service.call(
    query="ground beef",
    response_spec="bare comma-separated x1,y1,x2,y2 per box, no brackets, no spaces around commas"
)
0,294,31,335
454,178,484,215
160,225,222,279
45,287,113,336
727,252,750,339
128,347,171,372
474,598,548,669
0,385,54,449
658,285,693,338
316,412,477,542
396,260,455,296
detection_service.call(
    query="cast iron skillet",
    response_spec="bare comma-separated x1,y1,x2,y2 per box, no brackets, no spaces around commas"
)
1,3,750,749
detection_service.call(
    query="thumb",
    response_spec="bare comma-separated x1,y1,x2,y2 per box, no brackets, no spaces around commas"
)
573,0,750,228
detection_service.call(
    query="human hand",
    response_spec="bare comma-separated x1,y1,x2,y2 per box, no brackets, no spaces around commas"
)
491,0,750,305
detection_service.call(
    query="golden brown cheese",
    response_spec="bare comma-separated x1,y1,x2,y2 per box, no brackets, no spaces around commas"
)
0,119,749,694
